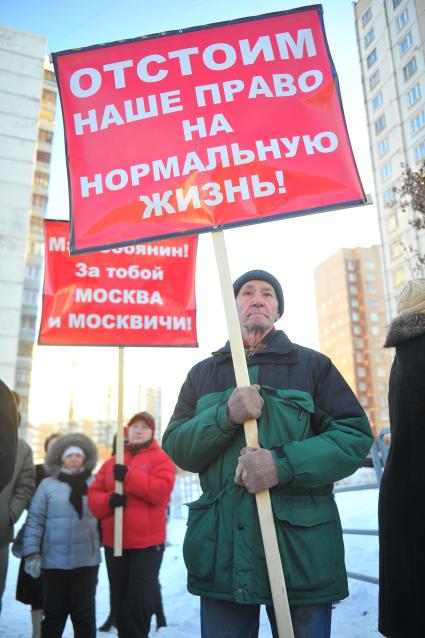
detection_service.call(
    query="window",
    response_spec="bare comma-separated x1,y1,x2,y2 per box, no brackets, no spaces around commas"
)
32,193,48,207
354,338,364,349
40,108,55,122
393,267,406,288
372,91,383,110
411,110,425,134
369,298,378,307
18,342,34,357
399,32,413,55
362,7,372,28
349,286,358,295
369,69,380,90
391,240,403,259
21,314,36,330
351,298,360,308
367,48,378,68
375,115,386,134
26,265,40,280
38,129,53,143
34,171,49,187
403,57,417,81
377,368,386,377
415,141,425,162
371,326,381,335
365,28,375,48
366,273,377,281
356,354,365,363
388,211,398,232
346,259,356,271
370,312,379,321
368,285,378,294
353,325,362,336
23,290,38,305
348,273,357,282
357,367,366,377
378,138,389,157
352,312,361,321
360,396,369,407
408,83,421,106
384,189,395,206
42,89,56,106
365,260,375,269
381,162,392,181
36,150,51,164
358,381,367,391
44,69,56,82
396,8,409,32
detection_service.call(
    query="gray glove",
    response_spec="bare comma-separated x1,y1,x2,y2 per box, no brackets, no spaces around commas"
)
227,385,263,425
24,553,42,579
234,447,279,493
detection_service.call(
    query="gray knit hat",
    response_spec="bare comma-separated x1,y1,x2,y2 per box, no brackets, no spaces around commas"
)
233,269,284,316
397,278,425,315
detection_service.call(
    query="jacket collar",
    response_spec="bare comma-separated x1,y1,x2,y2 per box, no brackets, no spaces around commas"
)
384,311,425,347
212,329,297,363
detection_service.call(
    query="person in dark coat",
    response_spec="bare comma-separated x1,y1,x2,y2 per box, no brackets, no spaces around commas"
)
163,270,373,638
15,432,62,638
379,277,425,637
0,380,18,495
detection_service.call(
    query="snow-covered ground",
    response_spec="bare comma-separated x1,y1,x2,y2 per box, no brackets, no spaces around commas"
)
0,470,381,637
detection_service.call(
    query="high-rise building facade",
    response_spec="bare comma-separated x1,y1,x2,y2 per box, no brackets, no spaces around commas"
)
0,26,57,432
354,0,425,317
315,246,392,435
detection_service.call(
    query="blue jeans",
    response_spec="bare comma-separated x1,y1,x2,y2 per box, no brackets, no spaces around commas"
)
200,598,332,638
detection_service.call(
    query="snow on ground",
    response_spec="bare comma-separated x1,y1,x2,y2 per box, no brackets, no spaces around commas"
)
0,469,381,637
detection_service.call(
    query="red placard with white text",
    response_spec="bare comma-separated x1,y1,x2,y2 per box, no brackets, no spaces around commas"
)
39,220,198,346
52,5,366,254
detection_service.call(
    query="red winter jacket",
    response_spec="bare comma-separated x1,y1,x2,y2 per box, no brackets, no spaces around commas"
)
88,440,175,549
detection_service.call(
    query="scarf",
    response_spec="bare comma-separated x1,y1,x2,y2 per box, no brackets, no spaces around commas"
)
57,468,91,518
125,439,153,456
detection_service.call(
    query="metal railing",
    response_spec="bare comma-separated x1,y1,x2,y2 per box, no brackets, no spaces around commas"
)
335,434,390,585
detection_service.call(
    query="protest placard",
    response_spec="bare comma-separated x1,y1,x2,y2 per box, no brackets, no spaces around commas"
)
52,5,366,254
39,220,198,346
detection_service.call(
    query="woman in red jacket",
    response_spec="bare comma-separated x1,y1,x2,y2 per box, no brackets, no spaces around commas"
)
88,411,175,638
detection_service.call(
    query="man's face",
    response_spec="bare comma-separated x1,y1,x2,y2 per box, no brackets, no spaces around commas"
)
235,279,279,337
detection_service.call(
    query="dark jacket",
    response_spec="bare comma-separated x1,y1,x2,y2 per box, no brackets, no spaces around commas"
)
379,312,425,637
0,380,18,495
0,438,35,544
163,329,372,606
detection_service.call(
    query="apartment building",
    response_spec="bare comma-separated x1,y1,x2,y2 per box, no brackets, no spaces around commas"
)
0,25,57,433
354,0,425,316
315,246,393,435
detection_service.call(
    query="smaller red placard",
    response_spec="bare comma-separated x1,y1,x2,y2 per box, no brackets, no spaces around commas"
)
39,220,198,346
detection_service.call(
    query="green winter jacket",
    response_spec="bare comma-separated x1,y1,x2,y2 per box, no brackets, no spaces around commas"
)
162,330,373,606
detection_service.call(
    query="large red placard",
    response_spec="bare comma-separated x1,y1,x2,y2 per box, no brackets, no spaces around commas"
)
39,220,198,346
52,5,365,254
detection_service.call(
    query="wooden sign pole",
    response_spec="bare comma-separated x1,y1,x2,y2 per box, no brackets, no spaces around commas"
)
113,346,125,557
212,230,294,638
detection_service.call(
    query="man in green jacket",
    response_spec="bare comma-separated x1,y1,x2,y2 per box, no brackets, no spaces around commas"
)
162,270,373,638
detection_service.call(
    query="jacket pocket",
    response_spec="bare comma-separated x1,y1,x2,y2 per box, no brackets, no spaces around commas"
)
183,493,219,580
260,387,315,448
273,495,343,591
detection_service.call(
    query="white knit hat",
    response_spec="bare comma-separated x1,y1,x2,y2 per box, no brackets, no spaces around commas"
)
61,445,85,461
397,278,425,315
